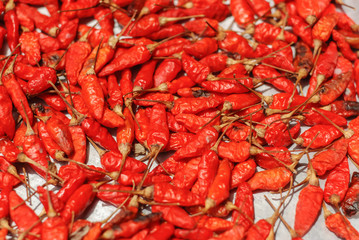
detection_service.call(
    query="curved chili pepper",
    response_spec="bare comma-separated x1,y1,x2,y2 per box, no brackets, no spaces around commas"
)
341,172,359,217
4,0,20,53
324,208,359,239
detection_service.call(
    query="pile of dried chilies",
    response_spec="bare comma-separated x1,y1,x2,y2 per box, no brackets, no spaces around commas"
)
0,0,359,239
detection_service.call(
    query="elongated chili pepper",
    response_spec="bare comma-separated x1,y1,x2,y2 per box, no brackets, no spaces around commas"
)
205,158,231,210
153,59,182,87
294,166,323,237
341,172,359,217
254,22,297,44
4,0,20,53
253,65,295,93
294,125,343,149
171,125,219,161
181,52,211,84
9,190,42,239
323,204,359,239
19,30,40,66
61,183,97,224
230,0,255,27
65,36,92,85
232,182,254,231
248,167,292,191
97,184,131,207
134,59,158,92
307,41,338,96
103,213,161,239
231,159,256,189
324,157,350,206
2,57,33,125
312,138,348,176
57,18,79,49
217,141,251,163
312,13,338,56
152,205,195,229
171,157,200,189
99,45,154,77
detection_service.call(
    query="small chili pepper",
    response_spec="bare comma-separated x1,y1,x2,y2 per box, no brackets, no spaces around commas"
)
230,0,255,27
181,52,211,84
19,29,40,66
204,158,231,210
294,167,324,237
97,184,131,207
323,204,359,239
231,159,256,189
152,205,196,229
254,22,297,44
217,141,251,163
307,41,338,96
57,18,79,49
61,183,97,224
9,190,42,239
65,35,91,85
312,138,348,176
154,59,182,87
36,31,61,53
171,125,219,161
102,213,161,239
2,56,33,125
341,172,359,217
134,59,158,92
324,157,350,206
232,182,254,231
171,157,200,189
4,0,20,53
312,13,338,57
248,167,293,191
253,65,295,93
294,125,343,149
332,30,357,61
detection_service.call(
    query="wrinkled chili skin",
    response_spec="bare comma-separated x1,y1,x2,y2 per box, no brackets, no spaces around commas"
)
342,172,359,217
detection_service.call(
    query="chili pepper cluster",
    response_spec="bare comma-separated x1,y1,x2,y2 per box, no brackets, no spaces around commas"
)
0,0,359,239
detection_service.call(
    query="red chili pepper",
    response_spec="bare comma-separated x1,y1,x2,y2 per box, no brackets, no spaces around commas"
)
97,184,131,207
248,167,293,191
9,190,42,239
65,39,91,85
294,170,323,237
2,57,33,125
232,182,254,230
171,125,219,161
181,52,211,84
184,37,218,60
253,65,295,93
61,183,97,224
295,125,342,149
254,22,297,44
133,59,158,92
230,0,255,27
19,30,40,66
99,45,153,77
324,207,359,239
307,41,338,96
4,0,20,53
153,37,190,57
341,172,359,217
57,18,78,49
324,157,350,205
152,205,196,229
153,59,181,87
